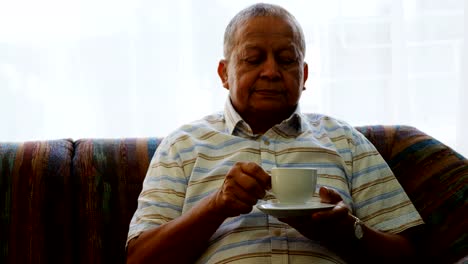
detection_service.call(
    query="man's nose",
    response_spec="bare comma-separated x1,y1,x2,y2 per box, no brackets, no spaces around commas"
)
260,56,281,80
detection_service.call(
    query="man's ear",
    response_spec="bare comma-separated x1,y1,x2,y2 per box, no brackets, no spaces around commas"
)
217,60,229,89
302,62,309,90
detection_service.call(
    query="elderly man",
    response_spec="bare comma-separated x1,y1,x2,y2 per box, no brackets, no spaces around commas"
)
126,3,424,263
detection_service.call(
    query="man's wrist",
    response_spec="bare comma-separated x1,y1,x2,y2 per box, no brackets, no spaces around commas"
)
202,192,230,222
349,214,364,240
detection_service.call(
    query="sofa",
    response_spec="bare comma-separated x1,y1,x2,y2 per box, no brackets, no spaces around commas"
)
0,125,466,264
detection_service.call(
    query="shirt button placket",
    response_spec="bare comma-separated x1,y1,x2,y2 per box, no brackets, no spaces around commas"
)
270,224,288,264
261,135,288,264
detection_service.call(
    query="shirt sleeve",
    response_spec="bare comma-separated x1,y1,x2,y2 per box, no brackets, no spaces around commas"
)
348,127,424,234
126,136,188,245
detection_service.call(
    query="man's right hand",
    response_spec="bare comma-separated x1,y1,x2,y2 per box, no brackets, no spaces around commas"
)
127,162,270,264
208,162,271,217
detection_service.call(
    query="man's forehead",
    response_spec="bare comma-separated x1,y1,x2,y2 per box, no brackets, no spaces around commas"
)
238,19,296,39
233,17,300,48
239,31,295,42
239,42,299,52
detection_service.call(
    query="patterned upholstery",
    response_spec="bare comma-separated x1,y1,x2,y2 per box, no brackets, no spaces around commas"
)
0,139,74,264
72,138,161,264
356,125,468,263
0,126,466,264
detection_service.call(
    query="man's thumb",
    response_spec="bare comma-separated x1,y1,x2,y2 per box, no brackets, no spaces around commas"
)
319,186,342,204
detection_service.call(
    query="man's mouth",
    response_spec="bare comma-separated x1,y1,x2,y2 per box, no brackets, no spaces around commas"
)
253,89,283,95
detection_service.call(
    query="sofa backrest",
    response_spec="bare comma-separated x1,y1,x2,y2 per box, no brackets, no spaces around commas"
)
1,126,466,264
0,139,74,264
72,138,161,264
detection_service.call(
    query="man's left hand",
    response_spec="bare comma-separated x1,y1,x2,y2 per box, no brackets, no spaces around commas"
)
279,186,354,242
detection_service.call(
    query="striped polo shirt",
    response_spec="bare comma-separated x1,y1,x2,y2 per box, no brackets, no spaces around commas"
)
127,99,424,263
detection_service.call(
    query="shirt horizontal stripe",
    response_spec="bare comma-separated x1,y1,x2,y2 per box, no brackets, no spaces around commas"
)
128,98,423,263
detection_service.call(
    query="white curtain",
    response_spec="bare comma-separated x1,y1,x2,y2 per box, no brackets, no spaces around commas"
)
1,0,466,157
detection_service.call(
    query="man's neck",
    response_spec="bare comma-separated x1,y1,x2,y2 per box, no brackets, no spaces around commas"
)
243,110,294,135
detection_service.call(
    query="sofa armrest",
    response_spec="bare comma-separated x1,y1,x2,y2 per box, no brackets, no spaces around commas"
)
357,125,468,263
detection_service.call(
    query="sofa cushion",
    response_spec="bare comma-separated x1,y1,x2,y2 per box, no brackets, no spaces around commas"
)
356,125,468,263
72,138,161,264
0,139,74,264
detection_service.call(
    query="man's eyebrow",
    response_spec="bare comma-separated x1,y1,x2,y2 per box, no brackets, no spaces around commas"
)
278,47,297,52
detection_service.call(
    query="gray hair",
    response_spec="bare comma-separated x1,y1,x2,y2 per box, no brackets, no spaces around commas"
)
223,3,306,60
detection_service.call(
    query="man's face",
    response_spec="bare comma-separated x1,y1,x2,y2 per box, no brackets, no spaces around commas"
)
218,16,308,119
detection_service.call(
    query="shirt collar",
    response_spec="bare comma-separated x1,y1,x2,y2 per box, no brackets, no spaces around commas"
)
224,98,304,137
224,98,249,135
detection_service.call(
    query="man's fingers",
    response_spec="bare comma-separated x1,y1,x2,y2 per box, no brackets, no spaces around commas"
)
235,171,267,199
319,186,343,204
232,180,262,205
241,162,271,189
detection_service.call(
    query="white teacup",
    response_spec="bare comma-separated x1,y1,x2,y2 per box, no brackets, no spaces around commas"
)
270,167,317,204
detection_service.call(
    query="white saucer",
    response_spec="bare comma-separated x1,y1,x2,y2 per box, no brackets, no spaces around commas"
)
257,201,335,218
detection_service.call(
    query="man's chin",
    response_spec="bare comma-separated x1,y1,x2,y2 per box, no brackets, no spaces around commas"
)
251,104,295,115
